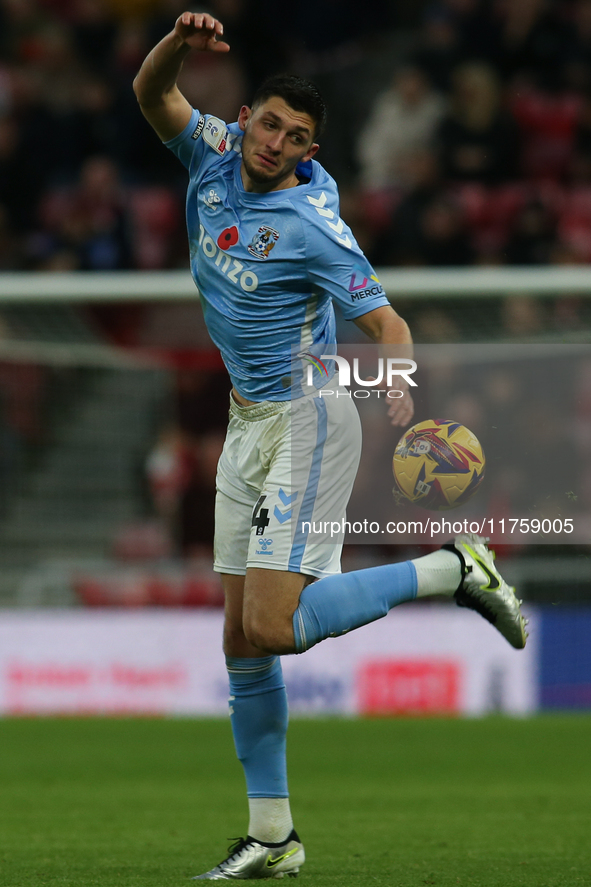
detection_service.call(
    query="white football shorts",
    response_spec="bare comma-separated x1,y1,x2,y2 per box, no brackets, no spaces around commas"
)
214,383,362,579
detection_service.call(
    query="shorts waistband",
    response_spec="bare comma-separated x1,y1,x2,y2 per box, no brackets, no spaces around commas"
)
229,395,290,422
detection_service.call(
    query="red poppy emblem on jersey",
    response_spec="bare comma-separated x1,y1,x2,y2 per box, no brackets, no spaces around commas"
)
217,226,239,250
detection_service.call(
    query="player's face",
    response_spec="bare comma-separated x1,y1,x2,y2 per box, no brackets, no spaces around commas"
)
238,97,319,192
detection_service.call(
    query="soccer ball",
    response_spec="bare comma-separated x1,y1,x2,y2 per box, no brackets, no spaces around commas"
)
392,419,485,511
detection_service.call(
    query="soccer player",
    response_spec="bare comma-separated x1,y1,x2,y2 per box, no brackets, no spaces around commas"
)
134,13,527,880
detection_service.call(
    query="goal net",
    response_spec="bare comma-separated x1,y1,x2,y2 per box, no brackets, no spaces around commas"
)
0,267,590,607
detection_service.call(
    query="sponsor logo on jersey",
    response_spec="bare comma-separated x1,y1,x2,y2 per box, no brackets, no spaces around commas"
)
203,116,228,155
191,115,206,140
199,223,259,292
247,225,280,259
348,268,384,301
203,188,221,209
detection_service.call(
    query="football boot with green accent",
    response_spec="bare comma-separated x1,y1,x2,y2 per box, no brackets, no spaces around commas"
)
445,534,528,649
192,830,305,880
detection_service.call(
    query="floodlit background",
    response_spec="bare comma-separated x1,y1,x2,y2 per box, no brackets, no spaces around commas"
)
0,0,590,715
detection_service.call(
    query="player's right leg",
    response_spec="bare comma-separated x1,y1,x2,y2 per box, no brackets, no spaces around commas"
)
194,400,305,880
193,573,304,881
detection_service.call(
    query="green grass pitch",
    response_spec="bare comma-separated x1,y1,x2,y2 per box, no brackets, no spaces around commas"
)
0,716,590,886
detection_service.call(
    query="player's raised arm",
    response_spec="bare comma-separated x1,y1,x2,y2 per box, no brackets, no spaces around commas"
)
133,12,229,142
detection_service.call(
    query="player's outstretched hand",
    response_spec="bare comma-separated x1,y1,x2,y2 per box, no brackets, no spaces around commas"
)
174,12,230,52
387,386,414,427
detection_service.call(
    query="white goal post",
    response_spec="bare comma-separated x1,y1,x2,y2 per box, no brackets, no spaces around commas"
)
1,266,591,304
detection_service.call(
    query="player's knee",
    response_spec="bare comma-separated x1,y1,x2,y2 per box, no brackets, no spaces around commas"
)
243,612,292,655
223,621,248,656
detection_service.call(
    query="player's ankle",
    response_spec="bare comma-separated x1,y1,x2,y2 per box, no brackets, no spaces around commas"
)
411,549,462,598
248,797,294,844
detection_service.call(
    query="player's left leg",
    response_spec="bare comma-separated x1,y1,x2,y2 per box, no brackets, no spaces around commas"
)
243,540,527,656
241,386,526,656
239,388,461,655
241,548,454,654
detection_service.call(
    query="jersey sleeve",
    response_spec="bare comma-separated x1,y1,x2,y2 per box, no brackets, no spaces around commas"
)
302,193,390,320
164,109,232,174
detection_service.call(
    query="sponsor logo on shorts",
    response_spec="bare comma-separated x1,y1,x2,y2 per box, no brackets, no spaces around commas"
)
247,225,280,259
255,537,274,556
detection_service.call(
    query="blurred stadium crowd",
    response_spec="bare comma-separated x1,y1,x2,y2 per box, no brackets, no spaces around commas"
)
3,0,591,270
3,0,591,596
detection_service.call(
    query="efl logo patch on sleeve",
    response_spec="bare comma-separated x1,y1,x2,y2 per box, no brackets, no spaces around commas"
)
191,115,206,140
203,116,228,155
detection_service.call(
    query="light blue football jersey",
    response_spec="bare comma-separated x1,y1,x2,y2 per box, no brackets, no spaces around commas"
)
165,108,390,401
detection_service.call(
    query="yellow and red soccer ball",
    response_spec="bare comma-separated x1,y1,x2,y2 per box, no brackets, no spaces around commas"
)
393,419,485,511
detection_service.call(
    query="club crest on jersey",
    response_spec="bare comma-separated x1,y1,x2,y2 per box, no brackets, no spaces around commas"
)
247,226,280,259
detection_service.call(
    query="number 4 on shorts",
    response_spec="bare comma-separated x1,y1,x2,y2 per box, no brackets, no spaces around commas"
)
252,496,270,535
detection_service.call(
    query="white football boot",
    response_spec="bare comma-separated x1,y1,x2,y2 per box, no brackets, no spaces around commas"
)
192,830,305,880
445,534,528,649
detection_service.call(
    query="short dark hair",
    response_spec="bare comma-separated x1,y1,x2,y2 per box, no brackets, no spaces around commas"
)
251,74,327,139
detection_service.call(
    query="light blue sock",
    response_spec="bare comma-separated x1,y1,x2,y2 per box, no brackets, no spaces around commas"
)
293,561,417,653
226,656,289,798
